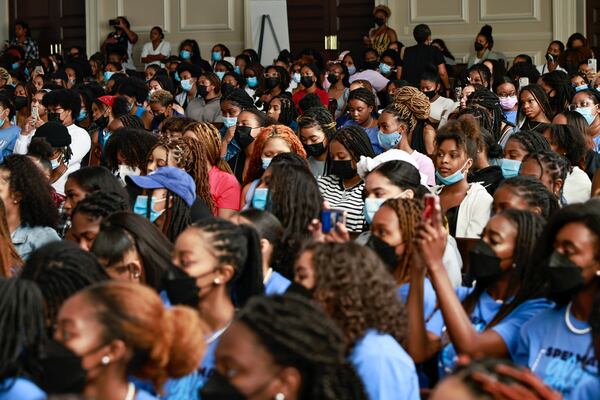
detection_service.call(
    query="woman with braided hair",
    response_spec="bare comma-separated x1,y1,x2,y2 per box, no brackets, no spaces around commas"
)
294,241,419,400
540,70,575,116
342,87,384,154
515,84,553,137
466,86,513,143
492,176,560,219
393,85,437,156
520,151,572,206
201,294,367,399
266,94,298,130
501,129,551,179
298,106,336,177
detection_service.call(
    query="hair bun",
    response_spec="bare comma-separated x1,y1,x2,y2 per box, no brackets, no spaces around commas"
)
480,24,493,37
163,306,208,379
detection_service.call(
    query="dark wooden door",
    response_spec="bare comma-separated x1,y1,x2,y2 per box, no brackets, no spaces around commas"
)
287,0,374,59
587,0,600,48
9,0,86,57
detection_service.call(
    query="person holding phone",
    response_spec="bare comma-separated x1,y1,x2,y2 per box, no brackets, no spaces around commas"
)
101,16,138,71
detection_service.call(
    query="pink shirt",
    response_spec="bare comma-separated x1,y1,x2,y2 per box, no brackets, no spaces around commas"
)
208,166,242,214
410,150,435,186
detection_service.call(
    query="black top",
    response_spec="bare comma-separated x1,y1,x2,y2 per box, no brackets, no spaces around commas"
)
228,151,247,184
402,44,445,87
446,206,459,238
468,166,504,195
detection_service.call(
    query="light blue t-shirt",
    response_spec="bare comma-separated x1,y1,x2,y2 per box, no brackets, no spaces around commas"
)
571,374,600,400
513,305,598,399
265,271,291,295
397,278,437,322
342,120,384,155
349,329,419,400
427,287,552,376
593,135,600,154
0,125,20,163
0,377,46,400
503,110,518,126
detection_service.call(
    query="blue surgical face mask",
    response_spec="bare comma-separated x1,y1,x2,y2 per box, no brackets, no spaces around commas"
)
11,62,19,71
181,78,193,92
292,72,301,84
223,116,237,128
252,188,269,210
103,71,115,81
364,198,386,224
379,63,392,75
574,84,589,93
500,158,522,179
234,66,241,75
133,195,166,223
212,51,222,62
174,71,181,82
179,50,191,60
575,106,598,125
50,157,61,170
262,157,272,170
377,130,401,150
435,160,469,186
247,76,258,88
215,71,226,81
347,65,357,75
76,109,87,122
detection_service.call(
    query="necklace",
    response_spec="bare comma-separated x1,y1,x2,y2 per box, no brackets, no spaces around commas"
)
564,302,591,335
125,382,135,400
205,320,233,344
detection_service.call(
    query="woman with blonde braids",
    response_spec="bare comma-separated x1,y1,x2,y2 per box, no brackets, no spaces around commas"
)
394,86,437,156
183,122,241,218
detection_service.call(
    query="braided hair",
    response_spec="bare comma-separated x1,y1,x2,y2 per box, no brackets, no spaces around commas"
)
270,95,297,127
380,198,424,284
462,209,546,328
495,176,559,220
546,124,587,168
506,130,551,155
392,86,431,152
20,241,109,329
71,191,129,221
540,71,574,115
348,87,376,109
237,294,367,400
184,121,232,173
304,241,408,349
522,150,570,199
466,63,492,88
189,218,264,307
466,87,506,141
219,88,256,110
518,84,554,123
0,278,46,383
330,125,375,163
297,106,337,139
453,107,495,147
104,129,158,172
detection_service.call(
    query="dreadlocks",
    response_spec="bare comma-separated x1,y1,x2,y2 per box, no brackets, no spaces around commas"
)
184,121,232,173
466,87,505,142
540,71,575,115
71,191,129,220
104,128,158,172
237,294,368,400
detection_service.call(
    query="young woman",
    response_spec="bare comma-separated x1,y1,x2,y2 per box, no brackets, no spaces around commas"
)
519,151,570,205
494,76,519,125
295,242,419,400
326,62,350,119
394,86,436,156
63,165,128,216
502,129,551,179
539,70,574,116
513,203,600,398
0,154,59,260
342,88,383,154
408,207,551,377
202,294,367,399
364,4,397,54
173,219,264,390
420,69,456,129
140,26,170,69
0,94,20,163
0,200,22,277
298,107,336,178
174,64,201,110
378,49,402,80
493,176,559,219
55,281,206,400
219,88,257,160
256,65,289,108
467,25,499,67
177,39,211,72
104,128,158,179
466,63,492,89
516,84,553,135
434,119,493,238
317,125,376,232
291,63,329,108
466,86,513,144
266,94,297,129
570,89,600,148
187,70,223,123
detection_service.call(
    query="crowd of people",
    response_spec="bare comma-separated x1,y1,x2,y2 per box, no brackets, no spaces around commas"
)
0,6,600,399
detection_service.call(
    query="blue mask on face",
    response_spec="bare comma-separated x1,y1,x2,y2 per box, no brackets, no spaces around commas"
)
215,71,226,81
379,63,392,75
575,106,597,125
181,79,193,92
377,130,401,150
76,109,87,122
133,195,166,223
435,161,469,186
500,158,522,179
262,157,272,170
252,188,269,210
347,66,357,75
223,116,237,128
247,76,258,88
574,84,589,93
364,198,386,224
234,66,241,75
103,71,115,81
212,51,222,62
179,50,191,60
11,62,19,71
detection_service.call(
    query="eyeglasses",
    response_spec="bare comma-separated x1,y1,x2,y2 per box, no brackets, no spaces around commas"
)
569,102,596,110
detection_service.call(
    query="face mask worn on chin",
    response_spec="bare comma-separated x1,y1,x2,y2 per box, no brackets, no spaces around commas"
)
499,96,518,111
474,42,484,52
575,106,597,125
246,76,259,88
331,159,356,180
364,197,386,225
500,159,522,179
367,234,399,273
303,141,327,158
468,240,507,281
379,63,392,75
95,116,109,130
435,160,469,186
261,157,272,170
252,188,269,210
377,130,401,150
545,251,586,301
223,116,237,129
133,195,166,223
38,340,87,395
234,125,255,149
300,76,314,88
163,270,201,308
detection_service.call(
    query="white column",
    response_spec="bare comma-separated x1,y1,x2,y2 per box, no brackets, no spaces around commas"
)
552,0,578,43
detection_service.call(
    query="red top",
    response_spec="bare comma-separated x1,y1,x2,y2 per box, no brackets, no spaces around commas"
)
208,166,242,214
292,87,330,109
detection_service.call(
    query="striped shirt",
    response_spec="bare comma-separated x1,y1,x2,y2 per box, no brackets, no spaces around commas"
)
317,175,366,232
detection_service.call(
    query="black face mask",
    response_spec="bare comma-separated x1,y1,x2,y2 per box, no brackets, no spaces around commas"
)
265,77,280,90
365,61,379,70
374,17,385,27
304,141,327,158
200,371,246,400
546,251,585,302
545,53,556,63
197,84,209,98
163,275,201,307
326,74,339,85
38,340,87,395
234,125,255,149
48,112,62,123
95,115,109,130
300,76,314,88
330,159,356,180
285,280,314,298
153,113,167,126
221,83,235,94
367,234,398,273
14,95,27,110
474,42,485,52
468,240,505,281
422,90,437,100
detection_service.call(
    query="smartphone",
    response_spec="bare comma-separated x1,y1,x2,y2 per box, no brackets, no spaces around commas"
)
321,209,347,233
31,106,39,121
33,66,44,76
588,59,597,75
518,77,529,89
422,194,439,222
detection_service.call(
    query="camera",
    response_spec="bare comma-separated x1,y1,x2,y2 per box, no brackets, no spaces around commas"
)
109,19,119,26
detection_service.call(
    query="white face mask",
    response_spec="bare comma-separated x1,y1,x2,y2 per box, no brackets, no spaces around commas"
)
116,164,141,185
